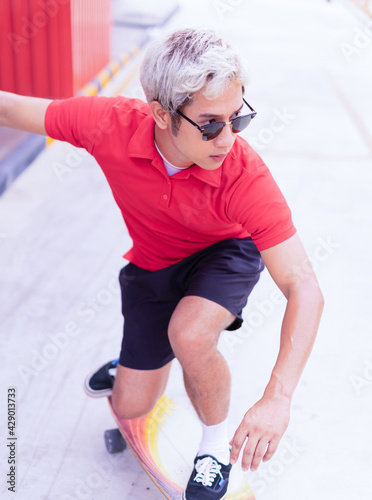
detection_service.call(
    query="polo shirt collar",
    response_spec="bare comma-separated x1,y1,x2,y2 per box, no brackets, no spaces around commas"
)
127,115,157,159
175,163,222,188
127,115,222,188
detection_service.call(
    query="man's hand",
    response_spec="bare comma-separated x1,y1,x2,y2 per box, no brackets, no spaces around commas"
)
230,392,291,471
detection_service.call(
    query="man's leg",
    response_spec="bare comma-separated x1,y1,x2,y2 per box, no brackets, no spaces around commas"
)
112,361,172,419
169,295,235,499
168,295,235,426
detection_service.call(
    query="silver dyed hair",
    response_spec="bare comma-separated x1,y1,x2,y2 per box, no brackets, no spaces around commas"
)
140,28,248,132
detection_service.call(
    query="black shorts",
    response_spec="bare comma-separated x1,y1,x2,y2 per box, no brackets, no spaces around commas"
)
118,238,264,370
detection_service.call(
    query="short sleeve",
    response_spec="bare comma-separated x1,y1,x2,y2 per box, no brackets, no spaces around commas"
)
44,95,124,155
226,163,296,250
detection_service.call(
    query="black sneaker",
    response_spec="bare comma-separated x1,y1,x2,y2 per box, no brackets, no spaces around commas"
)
183,454,232,500
84,359,119,398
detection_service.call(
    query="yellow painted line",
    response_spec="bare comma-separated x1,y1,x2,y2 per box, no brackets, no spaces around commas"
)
119,53,130,65
108,60,121,75
98,71,111,87
86,84,100,96
113,62,142,97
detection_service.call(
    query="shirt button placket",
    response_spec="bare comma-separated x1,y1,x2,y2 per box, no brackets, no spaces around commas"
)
161,180,171,207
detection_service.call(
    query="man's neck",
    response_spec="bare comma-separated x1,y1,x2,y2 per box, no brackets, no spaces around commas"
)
154,125,193,169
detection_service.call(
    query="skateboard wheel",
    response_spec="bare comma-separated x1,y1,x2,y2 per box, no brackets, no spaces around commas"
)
104,428,127,453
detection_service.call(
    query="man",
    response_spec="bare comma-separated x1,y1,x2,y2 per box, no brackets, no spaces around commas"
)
0,29,323,500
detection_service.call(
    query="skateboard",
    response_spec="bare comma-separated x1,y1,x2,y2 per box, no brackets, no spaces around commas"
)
105,394,256,500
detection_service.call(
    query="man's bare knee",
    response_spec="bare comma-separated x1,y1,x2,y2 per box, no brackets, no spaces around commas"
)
111,389,157,419
168,296,234,364
111,363,172,420
169,323,217,364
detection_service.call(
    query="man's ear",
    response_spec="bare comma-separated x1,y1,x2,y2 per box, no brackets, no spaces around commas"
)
149,101,170,130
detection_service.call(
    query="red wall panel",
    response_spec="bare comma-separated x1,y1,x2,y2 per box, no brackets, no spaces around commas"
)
70,0,111,94
10,0,33,96
47,2,62,98
0,0,111,98
0,2,16,92
57,0,73,97
29,0,49,97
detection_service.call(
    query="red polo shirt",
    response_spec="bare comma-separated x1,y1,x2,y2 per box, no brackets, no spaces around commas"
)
45,96,296,271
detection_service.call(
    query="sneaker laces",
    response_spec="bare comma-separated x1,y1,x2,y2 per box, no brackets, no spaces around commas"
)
193,456,223,487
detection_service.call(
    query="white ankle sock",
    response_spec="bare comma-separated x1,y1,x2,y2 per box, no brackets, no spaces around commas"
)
198,418,231,466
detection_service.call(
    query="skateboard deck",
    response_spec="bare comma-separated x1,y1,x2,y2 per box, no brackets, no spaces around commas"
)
106,394,255,500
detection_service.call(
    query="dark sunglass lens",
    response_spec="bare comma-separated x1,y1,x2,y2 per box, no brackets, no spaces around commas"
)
202,123,224,141
231,115,252,133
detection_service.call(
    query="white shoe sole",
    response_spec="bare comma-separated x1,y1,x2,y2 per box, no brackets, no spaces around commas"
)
83,364,114,398
182,492,227,500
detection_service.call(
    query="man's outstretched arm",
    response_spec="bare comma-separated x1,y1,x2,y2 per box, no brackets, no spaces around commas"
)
0,90,52,135
230,233,324,471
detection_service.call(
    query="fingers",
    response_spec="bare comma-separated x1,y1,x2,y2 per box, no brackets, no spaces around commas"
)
263,438,280,462
239,435,269,472
230,431,278,471
248,438,270,471
229,399,289,471
229,423,248,465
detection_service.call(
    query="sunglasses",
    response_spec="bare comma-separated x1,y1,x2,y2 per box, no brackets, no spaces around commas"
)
176,98,257,141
